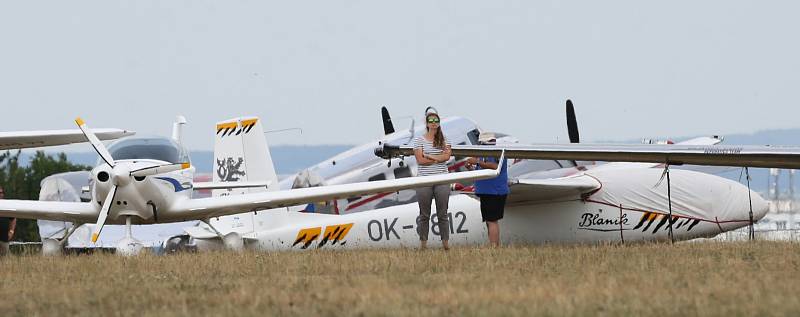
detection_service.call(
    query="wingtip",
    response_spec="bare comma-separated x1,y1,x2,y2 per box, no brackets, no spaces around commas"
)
91,233,99,243
181,162,191,169
75,117,85,126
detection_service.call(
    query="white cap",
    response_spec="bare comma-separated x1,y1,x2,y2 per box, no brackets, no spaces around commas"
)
425,106,439,116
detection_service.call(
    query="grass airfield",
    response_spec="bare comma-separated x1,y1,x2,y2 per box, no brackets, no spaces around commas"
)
2,241,799,316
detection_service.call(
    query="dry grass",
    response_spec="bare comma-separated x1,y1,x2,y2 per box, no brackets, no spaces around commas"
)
1,241,799,317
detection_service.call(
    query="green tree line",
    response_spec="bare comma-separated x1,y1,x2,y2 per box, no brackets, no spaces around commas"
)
0,151,91,241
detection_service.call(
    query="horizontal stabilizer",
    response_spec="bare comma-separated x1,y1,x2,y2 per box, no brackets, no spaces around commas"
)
194,181,271,190
507,175,601,205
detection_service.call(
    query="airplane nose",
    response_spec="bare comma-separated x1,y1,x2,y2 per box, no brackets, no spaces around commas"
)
112,165,132,186
750,191,769,221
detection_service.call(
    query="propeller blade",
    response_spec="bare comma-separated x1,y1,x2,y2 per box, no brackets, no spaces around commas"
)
75,117,116,167
381,106,395,135
91,185,118,243
130,162,191,177
566,100,580,144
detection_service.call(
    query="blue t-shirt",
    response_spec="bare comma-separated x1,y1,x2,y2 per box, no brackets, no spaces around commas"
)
474,157,509,195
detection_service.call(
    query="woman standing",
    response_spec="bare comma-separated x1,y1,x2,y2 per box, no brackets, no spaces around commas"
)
413,108,452,250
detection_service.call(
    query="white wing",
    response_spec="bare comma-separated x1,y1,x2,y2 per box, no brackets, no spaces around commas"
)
0,200,98,223
378,142,800,169
168,164,503,220
507,175,601,205
589,136,724,171
0,128,134,150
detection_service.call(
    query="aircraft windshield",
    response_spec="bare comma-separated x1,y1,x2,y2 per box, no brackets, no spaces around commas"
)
106,137,190,164
467,129,480,145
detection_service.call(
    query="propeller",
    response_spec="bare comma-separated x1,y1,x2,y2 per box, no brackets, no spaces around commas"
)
381,106,395,135
565,100,580,167
76,118,116,167
379,107,416,167
74,117,191,243
566,99,580,144
92,186,117,243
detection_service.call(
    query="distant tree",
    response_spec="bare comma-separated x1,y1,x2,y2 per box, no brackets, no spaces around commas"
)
0,151,91,241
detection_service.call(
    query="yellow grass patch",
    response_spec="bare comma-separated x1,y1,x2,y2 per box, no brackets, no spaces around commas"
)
1,241,799,316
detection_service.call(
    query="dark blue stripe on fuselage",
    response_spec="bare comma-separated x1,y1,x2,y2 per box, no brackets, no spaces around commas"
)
155,177,192,192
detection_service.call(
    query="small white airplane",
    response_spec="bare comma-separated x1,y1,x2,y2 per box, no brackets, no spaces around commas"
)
182,111,795,252
0,117,501,255
36,117,198,250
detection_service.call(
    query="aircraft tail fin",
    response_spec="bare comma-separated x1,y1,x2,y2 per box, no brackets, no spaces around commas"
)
212,116,279,197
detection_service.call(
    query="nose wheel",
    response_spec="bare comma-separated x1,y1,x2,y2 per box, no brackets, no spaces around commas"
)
115,216,143,256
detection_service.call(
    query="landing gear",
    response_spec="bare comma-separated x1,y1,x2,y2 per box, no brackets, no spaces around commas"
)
42,223,81,256
163,235,193,254
115,216,143,256
201,219,245,252
223,232,244,251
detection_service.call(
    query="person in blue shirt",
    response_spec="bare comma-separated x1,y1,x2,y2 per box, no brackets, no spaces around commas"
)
466,132,508,247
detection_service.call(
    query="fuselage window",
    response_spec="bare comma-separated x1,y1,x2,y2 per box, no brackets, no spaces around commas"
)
467,129,480,145
106,137,189,164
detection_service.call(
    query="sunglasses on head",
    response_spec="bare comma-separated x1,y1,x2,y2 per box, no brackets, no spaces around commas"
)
427,117,440,123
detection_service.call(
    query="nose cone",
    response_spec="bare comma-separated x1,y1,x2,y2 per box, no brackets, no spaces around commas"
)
750,191,769,221
112,165,132,186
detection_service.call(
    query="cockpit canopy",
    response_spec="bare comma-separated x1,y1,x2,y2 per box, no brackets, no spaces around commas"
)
104,136,190,164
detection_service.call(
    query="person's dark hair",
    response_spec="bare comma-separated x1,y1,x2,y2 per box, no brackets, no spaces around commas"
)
426,113,446,149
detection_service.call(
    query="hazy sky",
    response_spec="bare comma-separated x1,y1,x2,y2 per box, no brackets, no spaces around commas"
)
1,1,798,150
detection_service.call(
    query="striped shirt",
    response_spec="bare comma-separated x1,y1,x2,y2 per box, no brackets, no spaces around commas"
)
413,136,451,176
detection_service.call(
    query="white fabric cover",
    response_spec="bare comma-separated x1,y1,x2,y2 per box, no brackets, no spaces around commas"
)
585,168,764,222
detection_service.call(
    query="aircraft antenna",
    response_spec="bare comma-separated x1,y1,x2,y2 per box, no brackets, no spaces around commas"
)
264,127,303,135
